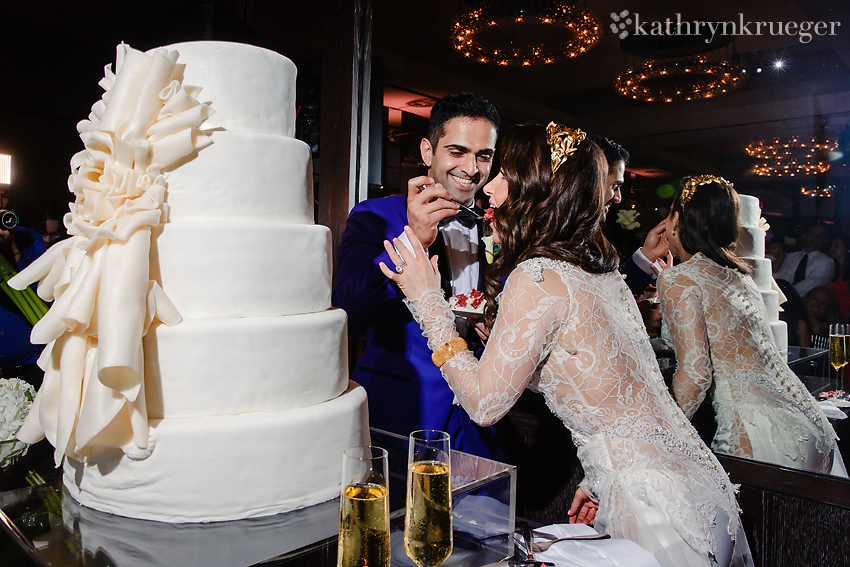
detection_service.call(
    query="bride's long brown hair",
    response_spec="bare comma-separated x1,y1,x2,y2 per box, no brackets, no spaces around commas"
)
483,124,619,328
670,177,750,275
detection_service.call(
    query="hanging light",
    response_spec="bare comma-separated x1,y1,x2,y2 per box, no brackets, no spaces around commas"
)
746,136,838,177
451,2,601,66
614,55,746,103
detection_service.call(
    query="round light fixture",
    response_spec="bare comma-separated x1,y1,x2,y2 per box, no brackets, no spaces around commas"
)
745,136,838,177
614,55,746,103
451,3,601,66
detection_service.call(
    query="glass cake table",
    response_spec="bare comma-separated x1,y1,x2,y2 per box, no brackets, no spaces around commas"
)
0,428,516,567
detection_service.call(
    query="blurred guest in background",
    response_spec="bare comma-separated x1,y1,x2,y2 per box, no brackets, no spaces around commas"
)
0,209,46,383
766,240,786,274
827,236,850,319
773,224,835,299
798,286,842,347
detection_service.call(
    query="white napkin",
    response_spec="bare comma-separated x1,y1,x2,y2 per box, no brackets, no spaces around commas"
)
818,400,848,419
533,524,661,567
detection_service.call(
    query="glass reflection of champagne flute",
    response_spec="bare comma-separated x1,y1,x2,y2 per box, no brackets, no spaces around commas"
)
841,325,850,378
338,446,390,567
829,324,846,379
404,430,452,567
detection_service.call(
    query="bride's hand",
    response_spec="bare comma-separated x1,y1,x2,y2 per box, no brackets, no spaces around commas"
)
568,487,598,526
652,250,674,275
379,226,442,299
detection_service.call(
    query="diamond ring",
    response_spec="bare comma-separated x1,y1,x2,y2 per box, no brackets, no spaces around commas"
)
395,261,406,274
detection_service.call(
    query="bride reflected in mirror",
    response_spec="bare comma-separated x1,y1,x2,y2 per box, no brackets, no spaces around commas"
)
656,176,844,476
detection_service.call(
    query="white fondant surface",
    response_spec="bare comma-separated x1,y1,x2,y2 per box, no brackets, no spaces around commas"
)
771,320,788,354
761,289,780,322
738,195,761,228
144,309,349,418
164,131,313,224
150,222,332,318
743,257,774,290
57,41,367,524
160,41,296,137
738,194,786,353
736,226,765,259
64,382,370,523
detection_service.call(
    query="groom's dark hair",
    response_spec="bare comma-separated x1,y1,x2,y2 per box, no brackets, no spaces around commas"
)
588,134,630,167
427,93,500,147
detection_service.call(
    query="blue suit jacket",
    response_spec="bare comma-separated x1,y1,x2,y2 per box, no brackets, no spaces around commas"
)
333,195,503,460
621,255,654,295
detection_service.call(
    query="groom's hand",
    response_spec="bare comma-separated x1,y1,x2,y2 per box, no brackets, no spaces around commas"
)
406,176,460,249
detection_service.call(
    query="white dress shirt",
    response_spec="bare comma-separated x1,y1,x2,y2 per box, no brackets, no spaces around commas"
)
395,221,480,295
631,247,660,279
773,250,835,298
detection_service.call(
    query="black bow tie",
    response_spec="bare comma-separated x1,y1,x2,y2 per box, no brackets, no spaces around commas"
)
440,206,483,229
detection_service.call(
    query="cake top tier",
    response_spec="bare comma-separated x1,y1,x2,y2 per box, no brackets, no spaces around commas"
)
158,41,297,138
738,194,762,228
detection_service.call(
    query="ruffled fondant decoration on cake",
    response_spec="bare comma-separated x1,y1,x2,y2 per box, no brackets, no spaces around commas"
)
8,43,214,465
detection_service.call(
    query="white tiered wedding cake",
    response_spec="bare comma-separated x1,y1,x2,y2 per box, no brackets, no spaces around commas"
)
737,194,788,355
11,41,369,522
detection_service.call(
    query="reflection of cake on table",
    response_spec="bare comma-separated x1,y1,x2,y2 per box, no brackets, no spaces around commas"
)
11,41,369,522
736,195,788,356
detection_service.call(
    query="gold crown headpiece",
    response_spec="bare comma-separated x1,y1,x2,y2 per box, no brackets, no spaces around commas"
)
680,175,733,207
546,122,586,174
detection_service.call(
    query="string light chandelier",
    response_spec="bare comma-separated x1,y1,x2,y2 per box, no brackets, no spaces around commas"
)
451,2,601,66
614,55,745,103
800,184,835,197
745,136,838,177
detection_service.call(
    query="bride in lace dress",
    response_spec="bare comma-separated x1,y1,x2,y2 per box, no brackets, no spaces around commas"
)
379,124,751,567
656,176,837,474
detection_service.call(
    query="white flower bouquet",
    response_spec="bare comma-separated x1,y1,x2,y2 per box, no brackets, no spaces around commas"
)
616,209,641,230
0,377,36,468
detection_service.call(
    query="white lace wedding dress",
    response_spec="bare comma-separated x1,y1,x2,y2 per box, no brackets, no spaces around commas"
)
657,252,836,474
406,257,752,567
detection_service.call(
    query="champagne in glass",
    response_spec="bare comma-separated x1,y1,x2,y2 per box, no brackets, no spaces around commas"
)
829,324,845,371
404,430,452,567
338,446,390,567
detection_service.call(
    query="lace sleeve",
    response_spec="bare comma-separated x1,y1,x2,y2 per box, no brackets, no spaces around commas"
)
405,266,569,427
403,289,460,350
658,269,713,419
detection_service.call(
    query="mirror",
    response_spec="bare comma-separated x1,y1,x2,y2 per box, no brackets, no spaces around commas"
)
370,0,850,487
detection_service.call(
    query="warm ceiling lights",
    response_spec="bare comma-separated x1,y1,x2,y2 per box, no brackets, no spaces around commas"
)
614,55,746,103
800,184,835,198
451,3,601,66
746,136,838,177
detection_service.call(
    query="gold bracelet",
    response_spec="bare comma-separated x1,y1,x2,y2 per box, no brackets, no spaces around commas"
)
431,337,468,368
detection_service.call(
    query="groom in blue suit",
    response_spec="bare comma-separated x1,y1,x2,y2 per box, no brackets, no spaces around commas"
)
334,93,503,459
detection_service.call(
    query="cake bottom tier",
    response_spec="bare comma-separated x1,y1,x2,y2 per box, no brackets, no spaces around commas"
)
771,320,788,355
64,381,369,523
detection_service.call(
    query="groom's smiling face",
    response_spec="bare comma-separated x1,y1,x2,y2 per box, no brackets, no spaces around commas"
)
421,117,497,206
602,160,625,219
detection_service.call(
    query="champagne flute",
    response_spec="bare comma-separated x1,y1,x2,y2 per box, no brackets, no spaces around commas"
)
404,430,452,567
338,446,390,567
841,325,850,380
828,324,845,379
